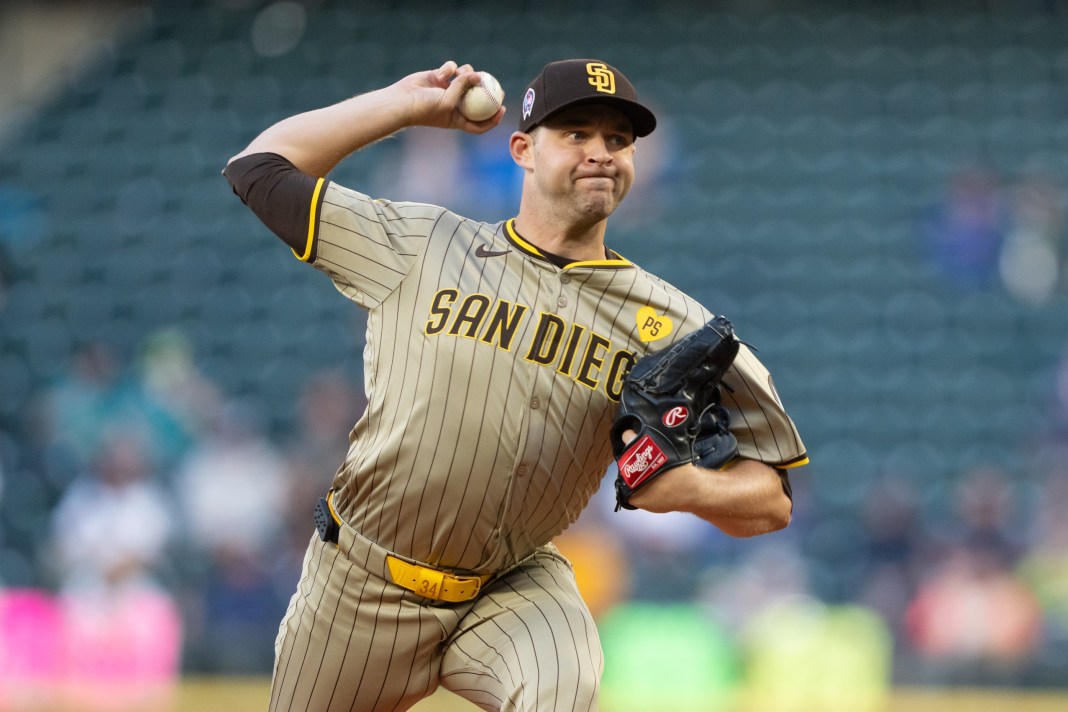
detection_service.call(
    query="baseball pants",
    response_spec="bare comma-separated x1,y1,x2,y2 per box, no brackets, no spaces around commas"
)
268,522,603,712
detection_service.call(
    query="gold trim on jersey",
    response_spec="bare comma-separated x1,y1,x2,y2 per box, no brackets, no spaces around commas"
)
779,455,809,469
562,259,631,270
504,219,545,257
504,219,633,270
292,176,325,262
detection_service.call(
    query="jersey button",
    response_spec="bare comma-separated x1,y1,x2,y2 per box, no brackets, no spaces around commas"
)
530,397,540,410
556,296,567,307
517,464,529,476
559,273,571,284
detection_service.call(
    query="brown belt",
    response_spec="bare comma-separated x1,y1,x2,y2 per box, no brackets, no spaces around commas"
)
320,492,491,603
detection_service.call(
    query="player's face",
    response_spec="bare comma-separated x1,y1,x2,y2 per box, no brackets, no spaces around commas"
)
527,106,636,222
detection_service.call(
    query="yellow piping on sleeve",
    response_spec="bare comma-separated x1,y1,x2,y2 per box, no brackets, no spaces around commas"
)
292,177,324,261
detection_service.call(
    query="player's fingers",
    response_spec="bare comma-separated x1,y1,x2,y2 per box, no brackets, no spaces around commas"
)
453,105,506,135
431,60,459,86
441,69,485,108
448,68,483,95
622,428,638,445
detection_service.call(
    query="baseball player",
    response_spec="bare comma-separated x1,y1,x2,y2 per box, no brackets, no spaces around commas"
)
223,59,807,712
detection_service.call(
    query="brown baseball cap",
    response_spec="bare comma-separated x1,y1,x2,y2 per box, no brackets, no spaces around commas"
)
518,59,657,137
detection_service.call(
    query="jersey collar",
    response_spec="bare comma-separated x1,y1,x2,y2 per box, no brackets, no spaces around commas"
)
504,219,633,271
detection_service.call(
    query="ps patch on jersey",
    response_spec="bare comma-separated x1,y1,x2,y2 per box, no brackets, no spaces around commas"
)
635,306,673,342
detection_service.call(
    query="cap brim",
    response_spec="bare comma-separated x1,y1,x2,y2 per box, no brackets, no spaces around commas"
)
533,96,657,138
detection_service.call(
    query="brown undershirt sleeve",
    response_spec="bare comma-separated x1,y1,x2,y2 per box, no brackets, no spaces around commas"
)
222,152,327,260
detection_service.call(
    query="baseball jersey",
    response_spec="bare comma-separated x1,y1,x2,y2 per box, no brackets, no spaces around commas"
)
225,153,807,576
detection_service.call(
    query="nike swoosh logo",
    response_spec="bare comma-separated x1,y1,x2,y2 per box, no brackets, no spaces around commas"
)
476,245,510,258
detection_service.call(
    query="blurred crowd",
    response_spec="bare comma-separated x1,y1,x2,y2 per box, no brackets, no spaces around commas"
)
1,3,1068,709
0,316,1067,699
920,163,1068,306
16,331,363,670
2,125,1068,710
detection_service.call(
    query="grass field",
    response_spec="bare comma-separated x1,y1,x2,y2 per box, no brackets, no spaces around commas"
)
169,678,1068,712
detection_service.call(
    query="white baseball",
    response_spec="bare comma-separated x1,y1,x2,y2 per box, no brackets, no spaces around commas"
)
459,72,505,122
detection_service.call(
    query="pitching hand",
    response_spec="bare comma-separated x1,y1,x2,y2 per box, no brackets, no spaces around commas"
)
399,61,506,133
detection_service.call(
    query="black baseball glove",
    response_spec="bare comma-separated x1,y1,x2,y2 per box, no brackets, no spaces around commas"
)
611,315,740,511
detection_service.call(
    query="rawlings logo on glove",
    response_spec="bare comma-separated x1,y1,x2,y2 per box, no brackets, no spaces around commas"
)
617,435,669,489
611,315,741,511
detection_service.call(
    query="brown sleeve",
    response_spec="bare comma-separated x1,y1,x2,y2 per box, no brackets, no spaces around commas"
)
222,152,328,260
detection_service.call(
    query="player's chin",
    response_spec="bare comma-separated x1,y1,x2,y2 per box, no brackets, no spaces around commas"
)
576,201,617,223
577,191,625,220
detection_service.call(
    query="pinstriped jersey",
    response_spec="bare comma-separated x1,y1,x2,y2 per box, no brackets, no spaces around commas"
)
300,180,806,574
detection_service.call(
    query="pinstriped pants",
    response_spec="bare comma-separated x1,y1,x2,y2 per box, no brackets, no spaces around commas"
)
268,529,603,712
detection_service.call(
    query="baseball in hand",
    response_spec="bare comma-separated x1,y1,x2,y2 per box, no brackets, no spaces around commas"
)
459,72,505,122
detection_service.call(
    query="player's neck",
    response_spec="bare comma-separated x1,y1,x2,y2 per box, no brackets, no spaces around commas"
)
512,211,608,263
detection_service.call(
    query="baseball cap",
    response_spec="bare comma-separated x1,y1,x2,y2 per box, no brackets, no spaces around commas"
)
518,59,657,137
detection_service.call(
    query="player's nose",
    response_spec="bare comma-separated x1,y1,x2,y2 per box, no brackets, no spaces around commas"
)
584,135,612,163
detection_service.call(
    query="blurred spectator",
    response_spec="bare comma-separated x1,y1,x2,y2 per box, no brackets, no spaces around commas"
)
279,369,365,578
172,400,291,672
173,401,289,559
999,170,1066,305
554,484,632,621
1018,468,1068,674
39,339,195,473
901,466,1035,680
372,122,521,222
135,328,223,445
186,545,284,673
1052,342,1068,440
905,546,1042,680
454,123,523,221
47,431,175,593
44,431,183,710
372,126,465,207
592,465,722,601
38,341,124,468
919,165,1008,291
953,466,1027,570
855,477,926,641
284,368,363,483
697,541,811,637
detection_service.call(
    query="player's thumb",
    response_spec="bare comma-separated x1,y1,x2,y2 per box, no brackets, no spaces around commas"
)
444,70,481,103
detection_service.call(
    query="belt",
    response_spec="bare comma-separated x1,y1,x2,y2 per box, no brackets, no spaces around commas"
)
385,556,491,603
315,492,492,603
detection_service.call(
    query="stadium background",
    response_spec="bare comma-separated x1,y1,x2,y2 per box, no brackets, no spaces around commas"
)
2,0,1068,710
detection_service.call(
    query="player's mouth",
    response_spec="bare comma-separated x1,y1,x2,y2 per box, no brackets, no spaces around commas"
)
575,173,615,185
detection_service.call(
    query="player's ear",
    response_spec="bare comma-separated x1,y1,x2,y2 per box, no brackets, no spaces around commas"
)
509,131,534,169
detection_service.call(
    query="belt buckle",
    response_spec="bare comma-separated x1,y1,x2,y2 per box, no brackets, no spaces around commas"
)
446,573,482,601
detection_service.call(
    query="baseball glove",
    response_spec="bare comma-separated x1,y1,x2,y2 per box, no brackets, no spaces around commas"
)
611,315,740,511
